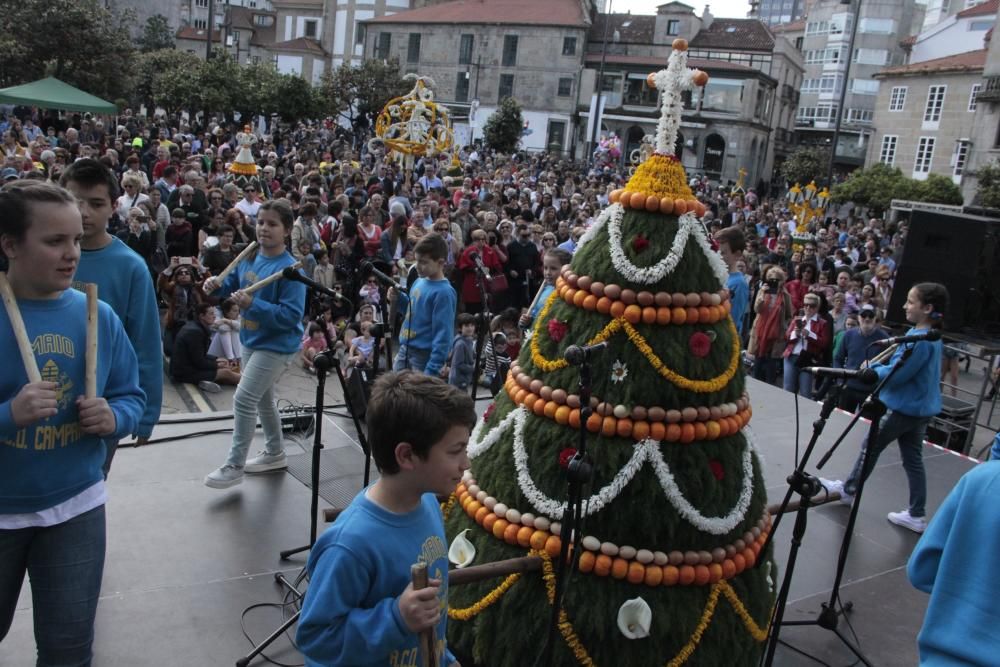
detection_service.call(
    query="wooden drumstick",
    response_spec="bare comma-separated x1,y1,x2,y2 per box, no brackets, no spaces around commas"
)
241,260,302,295
215,241,257,282
85,283,98,399
0,273,41,383
410,562,437,667
869,343,898,367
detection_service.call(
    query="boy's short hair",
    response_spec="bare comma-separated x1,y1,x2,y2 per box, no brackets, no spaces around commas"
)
171,208,187,219
545,247,572,267
59,157,119,201
715,225,746,253
367,371,476,475
457,312,476,327
414,233,448,262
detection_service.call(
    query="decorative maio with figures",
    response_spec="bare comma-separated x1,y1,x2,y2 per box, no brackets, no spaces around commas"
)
443,40,776,666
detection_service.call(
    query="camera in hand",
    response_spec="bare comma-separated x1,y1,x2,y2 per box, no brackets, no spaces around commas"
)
765,278,779,291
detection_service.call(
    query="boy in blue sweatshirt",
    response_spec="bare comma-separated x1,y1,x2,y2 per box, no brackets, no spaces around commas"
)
390,234,457,377
60,159,162,473
297,371,476,666
0,180,145,665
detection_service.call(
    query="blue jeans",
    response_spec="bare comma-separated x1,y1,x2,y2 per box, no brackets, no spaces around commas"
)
0,505,106,667
752,356,781,385
392,345,430,374
226,348,296,468
783,354,813,398
845,411,930,518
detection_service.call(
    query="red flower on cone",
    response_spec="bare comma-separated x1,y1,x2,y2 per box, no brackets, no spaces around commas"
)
632,234,650,253
548,319,569,342
709,459,725,480
689,331,712,358
559,447,577,469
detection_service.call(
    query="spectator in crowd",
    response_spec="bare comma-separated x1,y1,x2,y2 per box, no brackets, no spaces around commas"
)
782,293,830,398
833,304,889,412
170,303,241,392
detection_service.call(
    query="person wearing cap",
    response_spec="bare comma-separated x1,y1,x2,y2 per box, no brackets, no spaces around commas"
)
832,304,889,412
1,167,19,182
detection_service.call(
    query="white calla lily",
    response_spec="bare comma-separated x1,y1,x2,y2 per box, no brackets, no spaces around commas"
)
448,529,476,568
617,597,652,639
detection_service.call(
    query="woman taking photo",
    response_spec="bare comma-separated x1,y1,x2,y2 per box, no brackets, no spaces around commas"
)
747,266,794,385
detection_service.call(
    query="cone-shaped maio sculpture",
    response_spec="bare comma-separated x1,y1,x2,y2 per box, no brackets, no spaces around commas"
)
443,40,776,667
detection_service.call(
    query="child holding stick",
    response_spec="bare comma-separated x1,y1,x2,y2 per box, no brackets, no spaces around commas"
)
297,371,474,666
201,199,306,489
518,247,571,330
0,181,145,665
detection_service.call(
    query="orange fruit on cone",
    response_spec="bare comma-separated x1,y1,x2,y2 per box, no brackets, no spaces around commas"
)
674,199,688,215
678,565,696,585
631,420,651,441
659,197,675,214
642,306,658,324
516,525,534,547
630,192,647,209
656,306,672,325
627,561,646,584
624,304,642,324
644,564,664,587
662,565,680,586
579,551,596,573
694,564,711,586
594,554,613,577
650,422,667,441
530,529,549,551
610,301,627,319
611,557,629,580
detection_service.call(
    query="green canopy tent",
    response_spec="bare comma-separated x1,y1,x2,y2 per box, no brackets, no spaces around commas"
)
0,77,116,114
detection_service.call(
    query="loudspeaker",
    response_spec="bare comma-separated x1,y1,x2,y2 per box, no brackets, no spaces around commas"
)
889,210,1000,334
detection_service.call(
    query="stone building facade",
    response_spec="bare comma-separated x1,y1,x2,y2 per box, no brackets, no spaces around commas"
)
363,0,590,153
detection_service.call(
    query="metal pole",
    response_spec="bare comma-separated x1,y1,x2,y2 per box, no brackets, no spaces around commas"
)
588,0,613,170
205,0,215,62
826,0,862,189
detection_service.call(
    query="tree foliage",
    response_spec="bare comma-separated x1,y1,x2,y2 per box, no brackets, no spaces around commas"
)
483,97,524,154
831,163,962,215
779,146,831,186
0,0,136,101
317,58,409,137
134,49,203,112
975,161,1000,208
138,14,175,53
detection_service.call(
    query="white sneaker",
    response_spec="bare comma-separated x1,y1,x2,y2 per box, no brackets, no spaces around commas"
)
198,380,221,393
819,478,854,506
887,510,927,534
205,464,244,488
244,450,287,473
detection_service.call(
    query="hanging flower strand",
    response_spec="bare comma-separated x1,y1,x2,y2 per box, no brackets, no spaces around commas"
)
647,40,710,156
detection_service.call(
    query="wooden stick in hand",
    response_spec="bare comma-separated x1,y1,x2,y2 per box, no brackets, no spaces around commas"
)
241,260,302,295
410,562,437,667
215,241,257,283
0,273,41,383
85,283,98,398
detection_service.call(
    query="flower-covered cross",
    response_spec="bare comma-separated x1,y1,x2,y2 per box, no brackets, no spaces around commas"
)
646,39,709,156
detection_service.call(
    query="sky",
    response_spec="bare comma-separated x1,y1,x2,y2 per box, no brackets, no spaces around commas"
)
614,0,753,20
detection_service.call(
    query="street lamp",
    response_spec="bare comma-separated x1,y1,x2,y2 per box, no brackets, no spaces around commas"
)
825,0,862,189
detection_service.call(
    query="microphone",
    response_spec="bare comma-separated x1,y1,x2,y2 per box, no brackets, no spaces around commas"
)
281,267,350,306
873,329,942,346
564,342,610,365
468,251,491,280
803,366,879,383
362,260,407,294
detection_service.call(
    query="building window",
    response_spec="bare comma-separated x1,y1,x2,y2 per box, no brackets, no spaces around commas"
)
853,48,888,65
557,77,572,97
846,108,874,123
953,139,970,177
407,33,421,63
562,36,576,56
455,72,469,103
889,86,907,111
667,19,680,35
459,34,474,65
502,35,519,67
969,83,981,112
859,18,894,33
924,85,946,124
850,79,879,95
254,14,272,26
196,0,208,6
914,136,935,175
194,18,207,29
879,135,898,165
375,32,391,59
970,19,993,30
498,73,515,101
304,19,318,39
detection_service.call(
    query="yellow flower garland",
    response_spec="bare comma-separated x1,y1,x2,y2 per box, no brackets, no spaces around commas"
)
440,493,457,521
447,572,523,621
529,290,741,393
534,550,768,667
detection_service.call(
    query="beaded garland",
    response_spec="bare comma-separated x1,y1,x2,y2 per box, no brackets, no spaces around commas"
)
561,265,729,307
556,276,732,326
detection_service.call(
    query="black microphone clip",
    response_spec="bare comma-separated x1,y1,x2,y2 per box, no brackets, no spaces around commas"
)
564,341,609,366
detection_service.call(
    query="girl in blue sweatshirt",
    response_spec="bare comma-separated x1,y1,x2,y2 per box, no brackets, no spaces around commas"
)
830,282,947,534
0,181,145,665
202,199,306,489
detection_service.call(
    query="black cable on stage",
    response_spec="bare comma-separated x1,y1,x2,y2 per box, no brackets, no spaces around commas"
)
239,567,310,667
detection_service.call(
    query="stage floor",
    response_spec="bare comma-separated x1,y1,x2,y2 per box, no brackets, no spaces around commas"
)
4,379,978,666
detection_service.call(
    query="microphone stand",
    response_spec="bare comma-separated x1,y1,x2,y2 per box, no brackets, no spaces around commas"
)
538,354,594,667
469,263,494,401
239,303,374,667
774,344,918,667
757,382,842,666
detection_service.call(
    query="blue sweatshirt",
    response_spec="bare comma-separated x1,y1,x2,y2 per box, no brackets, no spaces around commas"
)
871,326,942,417
396,277,456,376
297,491,455,667
74,236,161,438
908,462,1000,665
0,289,145,513
727,271,749,335
213,250,306,354
529,284,555,321
833,326,890,390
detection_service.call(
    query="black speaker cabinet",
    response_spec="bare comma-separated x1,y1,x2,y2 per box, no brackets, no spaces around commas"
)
888,210,1000,334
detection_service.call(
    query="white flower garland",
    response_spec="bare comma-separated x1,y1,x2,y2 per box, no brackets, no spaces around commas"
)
505,407,753,535
574,202,614,252
607,205,692,284
467,405,521,459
